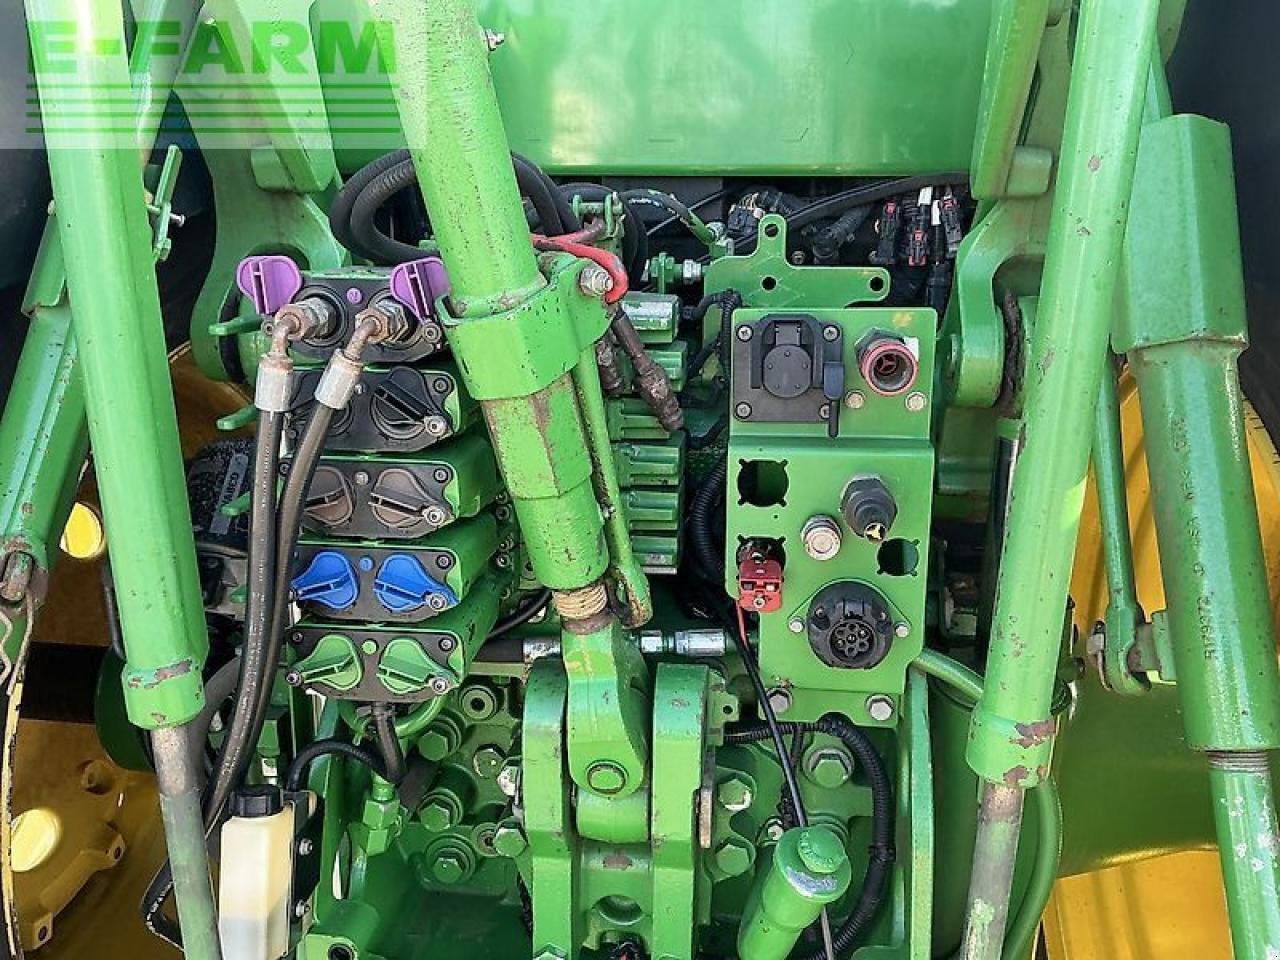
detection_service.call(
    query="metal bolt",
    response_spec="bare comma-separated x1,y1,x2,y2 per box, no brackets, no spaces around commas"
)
790,251,806,265
766,687,793,715
294,900,310,919
353,471,370,486
425,416,448,436
735,402,753,419
587,761,627,795
492,822,528,858
804,747,855,789
438,636,456,652
429,675,453,696
432,851,468,885
432,468,451,484
845,390,866,410
432,378,452,394
866,695,895,722
713,837,754,877
484,29,506,50
419,798,457,832
763,819,786,842
297,838,314,856
801,516,843,561
424,506,448,526
716,775,754,812
894,622,910,639
905,391,927,413
285,670,303,687
578,264,615,298
822,325,840,342
788,618,805,634
473,745,507,779
427,594,449,611
736,325,753,342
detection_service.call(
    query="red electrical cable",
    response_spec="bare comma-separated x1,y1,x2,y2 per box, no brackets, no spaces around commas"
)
531,220,629,304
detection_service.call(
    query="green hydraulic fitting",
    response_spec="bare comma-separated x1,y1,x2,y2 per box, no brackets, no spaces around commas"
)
738,827,853,960
1091,363,1146,696
358,778,403,857
289,634,363,693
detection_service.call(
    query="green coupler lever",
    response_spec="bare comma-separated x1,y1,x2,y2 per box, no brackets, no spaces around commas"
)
738,826,853,960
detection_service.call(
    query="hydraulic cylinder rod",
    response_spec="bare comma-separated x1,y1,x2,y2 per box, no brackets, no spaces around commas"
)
1117,110,1280,951
380,0,649,801
26,1,221,956
961,0,1158,955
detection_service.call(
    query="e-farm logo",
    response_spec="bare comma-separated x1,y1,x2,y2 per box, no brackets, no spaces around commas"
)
25,17,403,147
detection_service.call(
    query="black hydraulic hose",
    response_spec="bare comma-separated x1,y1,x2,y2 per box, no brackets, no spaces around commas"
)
687,460,727,583
621,188,707,240
371,703,406,785
349,158,429,265
511,152,568,234
489,588,552,639
330,149,410,259
201,410,283,826
339,150,572,263
284,738,386,793
189,657,244,782
258,402,338,741
726,715,895,960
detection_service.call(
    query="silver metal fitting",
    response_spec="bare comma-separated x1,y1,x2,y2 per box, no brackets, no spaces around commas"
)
578,265,615,299
254,352,294,413
314,351,363,411
865,695,895,723
801,515,843,561
681,259,704,285
637,628,729,658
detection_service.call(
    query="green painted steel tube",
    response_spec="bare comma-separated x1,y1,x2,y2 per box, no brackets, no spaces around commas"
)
382,0,544,315
27,0,210,729
1207,753,1280,954
912,650,1062,960
1092,365,1144,696
969,0,1051,199
738,826,852,960
382,0,609,593
967,0,1159,789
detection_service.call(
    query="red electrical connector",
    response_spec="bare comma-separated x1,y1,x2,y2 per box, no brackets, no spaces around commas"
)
737,549,784,613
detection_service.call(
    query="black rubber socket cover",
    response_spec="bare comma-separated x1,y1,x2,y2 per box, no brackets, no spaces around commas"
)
231,784,284,818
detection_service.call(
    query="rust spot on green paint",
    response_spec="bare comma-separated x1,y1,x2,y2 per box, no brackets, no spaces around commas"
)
127,658,195,689
1088,154,1101,172
1012,719,1056,748
603,851,634,870
1003,765,1030,787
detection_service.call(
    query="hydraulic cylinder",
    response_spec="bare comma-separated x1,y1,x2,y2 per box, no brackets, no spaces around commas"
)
1118,112,1280,958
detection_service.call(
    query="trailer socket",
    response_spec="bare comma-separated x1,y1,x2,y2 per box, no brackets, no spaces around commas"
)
807,581,895,670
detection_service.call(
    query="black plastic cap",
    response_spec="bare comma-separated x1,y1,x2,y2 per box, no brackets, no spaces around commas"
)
231,784,284,818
